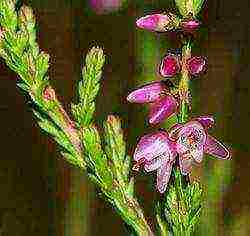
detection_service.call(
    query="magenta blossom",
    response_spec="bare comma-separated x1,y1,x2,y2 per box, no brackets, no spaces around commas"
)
186,56,206,75
159,53,206,78
169,116,231,174
133,131,177,193
159,53,181,77
126,81,178,125
181,19,200,32
136,13,180,32
89,0,123,14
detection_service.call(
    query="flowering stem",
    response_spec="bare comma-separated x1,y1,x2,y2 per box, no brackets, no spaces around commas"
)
171,40,193,235
178,40,191,124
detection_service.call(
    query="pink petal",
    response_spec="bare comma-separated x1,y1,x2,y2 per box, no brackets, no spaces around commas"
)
149,95,178,124
127,82,165,103
195,116,215,130
179,154,193,175
159,54,180,77
169,123,183,141
204,135,231,159
190,148,204,163
157,161,173,193
133,131,174,162
136,14,171,32
144,155,165,172
186,56,206,76
181,19,200,32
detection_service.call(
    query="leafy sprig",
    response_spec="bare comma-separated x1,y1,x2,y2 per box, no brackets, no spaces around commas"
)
0,1,153,235
71,47,105,127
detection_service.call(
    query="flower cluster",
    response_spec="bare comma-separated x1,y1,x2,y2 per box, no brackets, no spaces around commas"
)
133,116,230,193
127,12,231,193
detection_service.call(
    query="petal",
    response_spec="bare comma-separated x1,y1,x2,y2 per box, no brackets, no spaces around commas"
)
157,161,173,193
179,154,193,175
186,56,206,76
133,131,172,162
204,135,231,159
149,95,178,124
159,54,181,77
181,19,200,32
136,13,178,32
169,123,183,141
127,82,165,103
195,116,215,130
190,148,204,163
144,155,165,172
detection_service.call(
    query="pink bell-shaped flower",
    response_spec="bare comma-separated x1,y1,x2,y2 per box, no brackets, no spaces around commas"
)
169,116,231,175
159,53,181,78
126,81,178,125
186,56,206,76
133,131,177,193
136,13,180,32
181,19,200,32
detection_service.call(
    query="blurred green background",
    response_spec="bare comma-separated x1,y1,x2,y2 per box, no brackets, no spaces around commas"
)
0,0,249,235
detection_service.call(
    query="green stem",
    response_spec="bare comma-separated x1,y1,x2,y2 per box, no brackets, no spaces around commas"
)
118,191,153,235
174,40,192,235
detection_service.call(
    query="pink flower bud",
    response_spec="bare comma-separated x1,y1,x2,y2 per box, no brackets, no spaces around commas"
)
136,13,179,32
89,0,123,14
43,86,56,101
181,19,200,32
148,95,178,125
159,54,180,77
126,81,178,125
186,56,206,76
126,81,166,104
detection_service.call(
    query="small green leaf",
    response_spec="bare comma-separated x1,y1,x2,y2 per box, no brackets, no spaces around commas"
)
104,115,128,185
82,126,113,189
126,177,134,198
35,51,50,81
18,5,39,57
0,0,18,31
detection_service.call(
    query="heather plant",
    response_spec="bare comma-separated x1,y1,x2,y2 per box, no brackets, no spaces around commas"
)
0,0,231,235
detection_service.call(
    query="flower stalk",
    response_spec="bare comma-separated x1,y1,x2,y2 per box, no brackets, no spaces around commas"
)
178,41,192,124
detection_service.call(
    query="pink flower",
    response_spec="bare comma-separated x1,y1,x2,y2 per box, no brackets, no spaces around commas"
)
181,19,200,32
159,53,206,78
89,0,123,14
169,116,231,175
133,131,177,193
136,13,180,32
127,81,178,125
186,56,206,75
159,53,181,77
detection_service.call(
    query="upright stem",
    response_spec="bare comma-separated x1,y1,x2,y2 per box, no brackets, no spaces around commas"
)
174,40,192,235
178,41,191,124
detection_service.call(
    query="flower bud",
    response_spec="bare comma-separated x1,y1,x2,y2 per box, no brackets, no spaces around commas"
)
126,82,166,104
186,56,206,76
43,86,56,101
181,19,200,32
159,54,180,77
136,13,180,32
89,0,123,15
149,95,178,125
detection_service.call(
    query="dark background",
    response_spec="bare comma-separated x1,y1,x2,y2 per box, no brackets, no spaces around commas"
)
0,0,249,235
